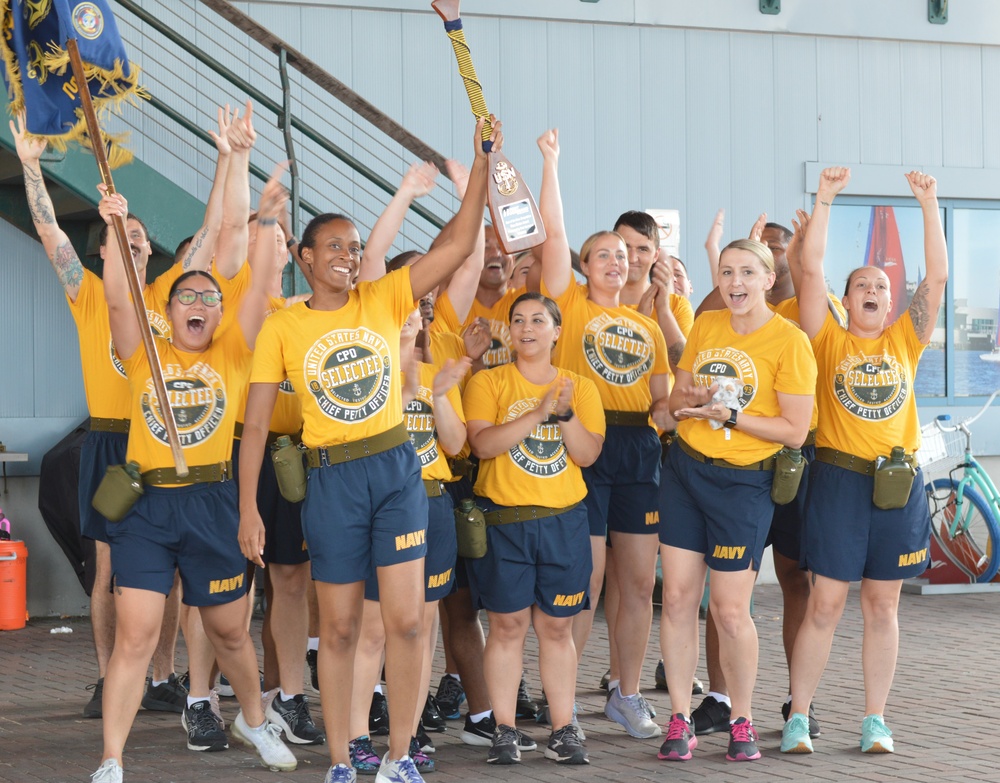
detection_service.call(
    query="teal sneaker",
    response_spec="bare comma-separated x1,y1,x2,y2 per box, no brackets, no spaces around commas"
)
860,714,894,753
780,713,813,754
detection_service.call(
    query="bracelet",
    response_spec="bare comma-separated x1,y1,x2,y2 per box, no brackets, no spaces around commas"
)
555,409,574,422
286,236,297,249
258,216,277,226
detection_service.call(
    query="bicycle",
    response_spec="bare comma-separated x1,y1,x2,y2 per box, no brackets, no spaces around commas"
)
918,390,1000,584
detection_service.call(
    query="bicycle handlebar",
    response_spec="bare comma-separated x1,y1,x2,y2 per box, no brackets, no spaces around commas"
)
932,389,1000,434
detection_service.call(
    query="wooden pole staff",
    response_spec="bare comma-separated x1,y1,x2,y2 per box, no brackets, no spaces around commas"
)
66,39,188,477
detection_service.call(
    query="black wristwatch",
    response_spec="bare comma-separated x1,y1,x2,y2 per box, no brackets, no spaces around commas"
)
723,408,738,429
555,409,574,422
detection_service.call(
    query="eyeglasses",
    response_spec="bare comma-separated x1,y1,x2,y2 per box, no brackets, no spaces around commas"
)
171,288,222,307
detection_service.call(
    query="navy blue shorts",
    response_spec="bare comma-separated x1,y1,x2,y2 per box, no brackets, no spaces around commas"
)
302,441,428,585
365,491,457,602
107,480,248,607
802,461,931,581
257,449,308,566
79,430,128,544
466,497,592,617
583,425,661,536
658,442,774,572
766,444,816,561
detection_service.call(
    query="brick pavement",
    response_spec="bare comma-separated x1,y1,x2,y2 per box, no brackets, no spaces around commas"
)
1,584,995,783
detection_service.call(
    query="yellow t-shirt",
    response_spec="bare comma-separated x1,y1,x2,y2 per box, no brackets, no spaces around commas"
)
671,292,695,338
431,287,525,369
405,362,466,482
463,363,605,508
812,309,924,459
678,309,817,464
68,269,174,419
251,268,415,448
429,331,466,368
123,324,251,482
546,280,669,417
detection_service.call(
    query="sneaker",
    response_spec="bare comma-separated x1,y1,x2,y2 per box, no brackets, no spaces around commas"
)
408,736,436,773
84,678,104,719
604,687,661,738
658,713,698,761
90,759,123,783
571,702,586,742
599,669,611,689
434,674,465,720
178,671,191,691
487,724,522,765
691,695,731,735
459,713,495,747
307,649,319,691
415,721,435,753
515,676,540,720
780,712,813,754
781,700,821,738
726,717,761,762
638,692,657,720
860,714,894,753
654,659,704,695
375,753,425,783
369,692,390,736
514,727,537,752
183,699,228,752
232,710,298,771
142,672,187,713
349,735,381,775
326,763,358,783
535,692,550,726
421,694,447,732
544,723,588,764
266,693,326,745
217,674,235,697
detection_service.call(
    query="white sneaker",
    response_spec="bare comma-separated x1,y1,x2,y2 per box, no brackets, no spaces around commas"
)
604,687,661,738
325,763,358,783
232,710,298,771
374,753,424,783
90,759,123,783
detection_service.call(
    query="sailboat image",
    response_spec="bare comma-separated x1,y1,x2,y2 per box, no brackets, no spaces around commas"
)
981,289,1000,362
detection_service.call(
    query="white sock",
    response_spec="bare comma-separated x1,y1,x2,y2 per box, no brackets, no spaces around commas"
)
186,695,209,708
279,689,296,702
374,684,384,695
151,677,169,688
708,691,731,708
785,694,793,705
470,709,492,723
607,679,620,693
307,637,319,652
445,672,461,682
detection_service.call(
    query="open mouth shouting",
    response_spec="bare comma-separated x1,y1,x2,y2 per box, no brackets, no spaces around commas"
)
186,314,206,336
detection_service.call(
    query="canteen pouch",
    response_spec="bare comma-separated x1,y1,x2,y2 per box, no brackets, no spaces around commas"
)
873,447,916,510
454,499,487,559
92,463,143,523
271,437,307,503
770,447,806,505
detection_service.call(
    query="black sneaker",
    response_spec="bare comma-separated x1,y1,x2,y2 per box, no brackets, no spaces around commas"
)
422,693,447,732
183,699,228,751
83,678,104,719
266,693,325,745
515,676,540,720
544,723,588,765
460,712,496,747
142,673,187,713
691,695,731,735
487,724,521,765
781,700,821,738
306,649,319,691
178,671,190,691
416,720,435,753
654,660,705,696
435,674,465,720
369,691,389,736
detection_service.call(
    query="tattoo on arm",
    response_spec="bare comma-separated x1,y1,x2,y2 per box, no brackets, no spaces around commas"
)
23,165,56,226
182,226,211,270
908,281,931,337
668,340,686,368
51,241,84,290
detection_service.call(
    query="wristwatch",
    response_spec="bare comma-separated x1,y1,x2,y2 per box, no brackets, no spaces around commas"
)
286,236,297,249
723,408,738,429
555,409,574,422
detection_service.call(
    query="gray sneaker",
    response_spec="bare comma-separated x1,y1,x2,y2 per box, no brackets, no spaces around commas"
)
325,763,358,783
232,710,298,771
90,759,123,783
604,687,661,738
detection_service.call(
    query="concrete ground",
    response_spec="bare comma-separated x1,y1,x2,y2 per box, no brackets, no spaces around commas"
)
0,583,993,783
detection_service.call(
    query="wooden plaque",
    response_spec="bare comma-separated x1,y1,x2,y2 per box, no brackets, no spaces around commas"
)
486,150,546,255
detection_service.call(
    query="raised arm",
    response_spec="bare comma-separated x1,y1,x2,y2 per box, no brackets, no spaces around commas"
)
215,100,255,280
11,112,84,301
705,208,724,288
785,208,808,296
97,188,141,360
535,129,573,299
799,167,850,340
179,105,233,272
648,260,686,373
905,171,947,344
358,161,440,282
408,118,496,301
434,159,486,323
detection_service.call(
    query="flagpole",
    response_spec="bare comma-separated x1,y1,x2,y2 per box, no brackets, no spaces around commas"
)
66,38,188,477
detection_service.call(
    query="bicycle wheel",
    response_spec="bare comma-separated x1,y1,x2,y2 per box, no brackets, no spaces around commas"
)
926,478,1000,583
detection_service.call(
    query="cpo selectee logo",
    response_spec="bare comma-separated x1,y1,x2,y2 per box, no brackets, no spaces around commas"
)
304,328,392,423
140,362,226,446
833,352,908,421
691,347,759,410
405,386,439,468
582,312,654,386
505,399,567,477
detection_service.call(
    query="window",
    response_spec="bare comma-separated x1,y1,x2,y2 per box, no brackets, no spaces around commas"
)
952,209,1000,397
